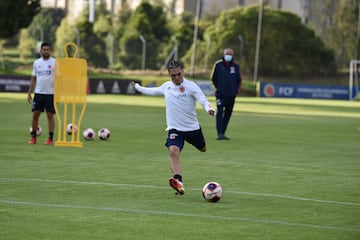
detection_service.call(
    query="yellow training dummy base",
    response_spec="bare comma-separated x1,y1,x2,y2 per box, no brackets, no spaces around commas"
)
54,42,87,147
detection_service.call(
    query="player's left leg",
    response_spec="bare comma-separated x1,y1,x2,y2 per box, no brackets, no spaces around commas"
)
44,112,54,145
44,95,55,145
216,98,225,139
185,128,207,152
28,111,41,144
222,96,235,137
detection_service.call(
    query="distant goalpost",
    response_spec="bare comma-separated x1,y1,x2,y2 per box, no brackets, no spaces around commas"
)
349,59,360,100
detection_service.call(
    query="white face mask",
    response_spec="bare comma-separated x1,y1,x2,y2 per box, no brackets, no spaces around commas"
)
224,54,233,62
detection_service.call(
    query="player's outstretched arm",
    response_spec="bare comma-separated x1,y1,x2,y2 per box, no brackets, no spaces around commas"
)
132,81,163,96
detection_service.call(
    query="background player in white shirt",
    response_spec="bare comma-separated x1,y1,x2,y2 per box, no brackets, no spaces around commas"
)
27,42,56,145
133,60,215,195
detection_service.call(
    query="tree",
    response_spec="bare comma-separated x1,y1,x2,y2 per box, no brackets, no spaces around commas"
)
0,0,41,39
93,0,112,38
307,0,337,42
55,4,109,68
54,16,76,58
160,11,195,65
93,0,114,66
328,0,359,67
30,8,66,45
118,1,170,69
189,5,335,77
17,8,66,58
74,6,109,68
110,0,133,68
112,0,132,43
173,12,196,59
18,29,36,59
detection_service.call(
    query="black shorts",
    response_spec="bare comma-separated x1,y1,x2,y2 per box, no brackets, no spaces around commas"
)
32,94,55,113
165,128,206,151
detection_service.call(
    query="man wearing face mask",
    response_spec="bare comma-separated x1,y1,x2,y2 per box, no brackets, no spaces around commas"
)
211,48,242,140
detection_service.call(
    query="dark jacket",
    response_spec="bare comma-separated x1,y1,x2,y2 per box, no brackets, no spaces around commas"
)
211,58,242,98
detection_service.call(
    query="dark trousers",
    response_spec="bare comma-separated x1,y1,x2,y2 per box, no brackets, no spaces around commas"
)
216,96,235,135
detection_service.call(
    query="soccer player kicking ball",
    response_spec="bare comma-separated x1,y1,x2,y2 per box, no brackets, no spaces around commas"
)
133,60,216,195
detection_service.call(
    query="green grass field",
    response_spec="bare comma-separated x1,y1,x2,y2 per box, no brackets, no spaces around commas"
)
1,93,359,240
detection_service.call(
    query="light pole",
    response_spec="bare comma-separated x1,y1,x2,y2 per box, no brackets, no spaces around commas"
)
0,41,5,69
36,24,44,54
238,34,243,60
172,37,178,60
190,0,201,76
357,1,360,59
36,24,44,43
74,27,80,57
253,0,263,83
139,35,146,70
204,35,211,70
89,0,95,23
109,33,114,66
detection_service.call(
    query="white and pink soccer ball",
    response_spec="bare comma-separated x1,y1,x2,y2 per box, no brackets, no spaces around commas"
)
66,123,78,135
98,128,110,140
83,128,96,140
29,125,42,137
202,181,223,202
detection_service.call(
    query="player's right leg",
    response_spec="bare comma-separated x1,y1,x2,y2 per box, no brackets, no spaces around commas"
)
166,130,185,195
28,94,43,144
185,128,207,152
168,146,185,195
168,177,185,195
28,111,41,144
44,112,55,145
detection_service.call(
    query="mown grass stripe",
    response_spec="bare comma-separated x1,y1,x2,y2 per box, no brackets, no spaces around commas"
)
1,177,359,206
1,199,359,233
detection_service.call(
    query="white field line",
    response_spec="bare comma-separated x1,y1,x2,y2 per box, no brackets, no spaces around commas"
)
0,199,359,233
223,190,360,207
1,177,360,207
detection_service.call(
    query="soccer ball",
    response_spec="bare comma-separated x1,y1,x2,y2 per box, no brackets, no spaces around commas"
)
83,128,96,140
202,182,223,202
29,125,42,137
98,128,110,140
66,123,78,135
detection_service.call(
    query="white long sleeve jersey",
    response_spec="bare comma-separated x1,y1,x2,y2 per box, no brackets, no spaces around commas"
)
134,79,214,131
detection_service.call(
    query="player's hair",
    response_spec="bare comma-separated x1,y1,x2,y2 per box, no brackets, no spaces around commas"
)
167,60,183,72
41,42,51,49
223,48,233,55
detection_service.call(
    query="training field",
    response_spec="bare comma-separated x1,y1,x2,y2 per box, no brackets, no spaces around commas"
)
0,93,359,239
